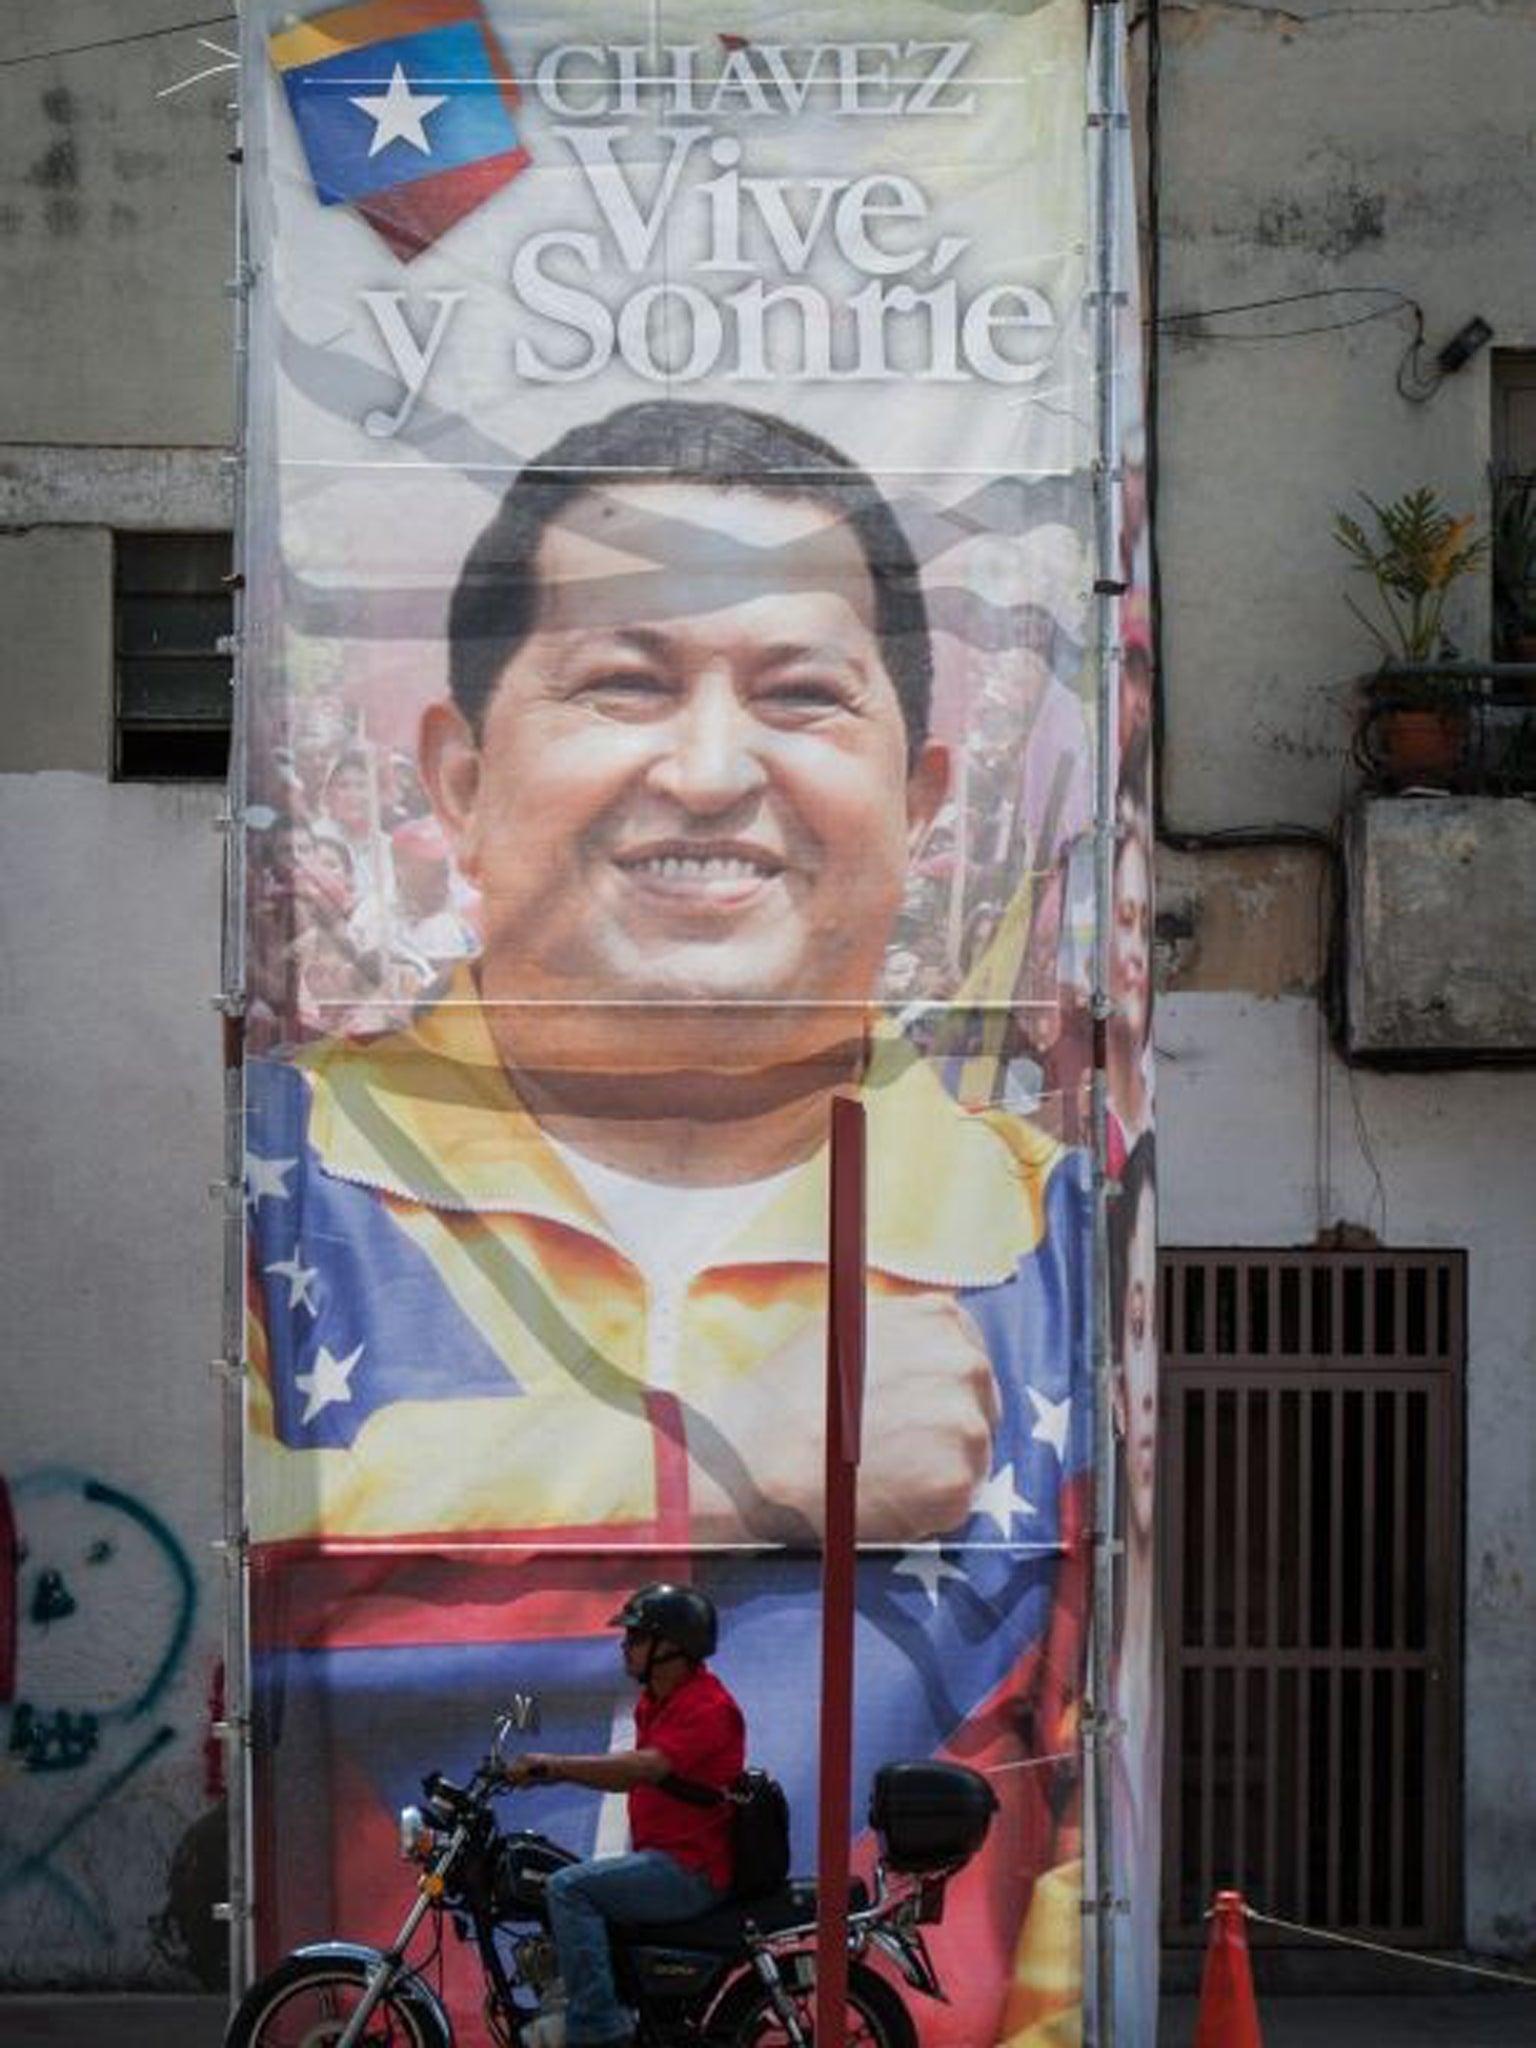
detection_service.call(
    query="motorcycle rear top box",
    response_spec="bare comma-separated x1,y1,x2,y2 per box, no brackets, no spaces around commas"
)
867,1762,998,1873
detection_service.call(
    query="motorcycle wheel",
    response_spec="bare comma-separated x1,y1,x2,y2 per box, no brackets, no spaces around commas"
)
707,1958,917,2048
224,1954,445,2048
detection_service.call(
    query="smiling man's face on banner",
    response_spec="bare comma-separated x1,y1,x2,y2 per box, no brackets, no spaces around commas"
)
423,480,948,1072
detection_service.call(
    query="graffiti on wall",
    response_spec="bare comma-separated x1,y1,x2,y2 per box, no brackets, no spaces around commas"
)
0,1468,200,1962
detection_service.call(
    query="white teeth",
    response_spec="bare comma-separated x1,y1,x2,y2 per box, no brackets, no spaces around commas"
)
629,855,773,880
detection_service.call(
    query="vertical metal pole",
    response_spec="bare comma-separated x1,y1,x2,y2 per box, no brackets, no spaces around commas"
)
1087,3,1128,2042
816,1094,867,2048
217,14,254,2001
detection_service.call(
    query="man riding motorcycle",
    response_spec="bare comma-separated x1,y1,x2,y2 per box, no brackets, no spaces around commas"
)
503,1584,745,2048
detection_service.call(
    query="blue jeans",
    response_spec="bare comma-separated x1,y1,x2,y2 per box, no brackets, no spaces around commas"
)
544,1849,722,2045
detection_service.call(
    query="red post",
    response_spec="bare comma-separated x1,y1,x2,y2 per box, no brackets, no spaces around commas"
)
816,1093,866,2048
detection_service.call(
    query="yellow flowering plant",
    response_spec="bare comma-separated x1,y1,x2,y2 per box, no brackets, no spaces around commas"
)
1333,485,1488,666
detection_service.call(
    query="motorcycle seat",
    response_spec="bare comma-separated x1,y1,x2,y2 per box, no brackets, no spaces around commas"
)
613,1877,870,1954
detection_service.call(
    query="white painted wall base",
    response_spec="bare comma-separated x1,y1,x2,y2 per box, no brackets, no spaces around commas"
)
1158,991,1536,1957
0,774,226,1986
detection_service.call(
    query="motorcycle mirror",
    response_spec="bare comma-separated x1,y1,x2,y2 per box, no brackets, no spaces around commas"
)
493,1694,540,1758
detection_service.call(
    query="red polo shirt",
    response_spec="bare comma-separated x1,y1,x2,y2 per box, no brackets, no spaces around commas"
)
631,1667,745,1890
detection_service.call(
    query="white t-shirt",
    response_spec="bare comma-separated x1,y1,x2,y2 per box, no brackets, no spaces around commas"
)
547,1140,802,1388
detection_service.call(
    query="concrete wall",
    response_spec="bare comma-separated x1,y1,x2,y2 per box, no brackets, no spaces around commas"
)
0,1,234,1991
1156,995,1536,1956
1154,0,1535,834
1151,0,1536,1958
0,777,227,1987
0,1,235,448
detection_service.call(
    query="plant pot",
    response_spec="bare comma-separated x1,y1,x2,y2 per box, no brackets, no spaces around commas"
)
1360,704,1469,789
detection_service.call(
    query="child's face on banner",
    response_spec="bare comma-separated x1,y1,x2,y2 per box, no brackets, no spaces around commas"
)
425,481,947,1046
1117,1180,1158,1543
1112,832,1152,1050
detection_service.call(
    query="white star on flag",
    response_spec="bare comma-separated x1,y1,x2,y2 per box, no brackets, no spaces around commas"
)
265,1251,320,1315
350,63,447,158
295,1342,363,1425
245,1152,297,1207
970,1462,1034,1533
1028,1386,1071,1461
892,1546,967,1609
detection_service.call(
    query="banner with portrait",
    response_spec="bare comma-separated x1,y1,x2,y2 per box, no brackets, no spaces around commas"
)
240,3,1155,2039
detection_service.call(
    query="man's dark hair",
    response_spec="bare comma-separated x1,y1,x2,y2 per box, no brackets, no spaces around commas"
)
447,400,933,757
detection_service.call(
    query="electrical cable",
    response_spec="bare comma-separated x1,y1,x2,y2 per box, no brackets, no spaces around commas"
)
1162,286,1414,321
1140,0,1170,834
1345,1062,1389,1237
1160,284,1454,397
1158,284,1421,343
1314,841,1333,1237
1394,303,1444,405
1133,0,1357,1223
0,13,233,71
1158,824,1335,852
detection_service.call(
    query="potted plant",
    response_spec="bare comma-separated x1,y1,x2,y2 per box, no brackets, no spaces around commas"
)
1492,471,1536,661
1333,486,1488,786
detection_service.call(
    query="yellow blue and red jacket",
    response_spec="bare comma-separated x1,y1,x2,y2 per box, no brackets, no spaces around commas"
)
244,972,1091,2042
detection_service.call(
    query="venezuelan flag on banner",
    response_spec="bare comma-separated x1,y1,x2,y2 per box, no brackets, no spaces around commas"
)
269,0,529,257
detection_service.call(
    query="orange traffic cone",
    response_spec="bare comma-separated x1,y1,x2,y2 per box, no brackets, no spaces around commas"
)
1192,1890,1264,2047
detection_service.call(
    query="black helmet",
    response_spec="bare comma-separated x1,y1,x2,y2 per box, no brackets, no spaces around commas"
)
609,1583,717,1662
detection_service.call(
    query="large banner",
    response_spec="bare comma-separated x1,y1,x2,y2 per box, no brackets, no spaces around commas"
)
240,4,1156,2039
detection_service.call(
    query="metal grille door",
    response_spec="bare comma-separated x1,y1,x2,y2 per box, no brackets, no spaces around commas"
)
1161,1249,1464,1945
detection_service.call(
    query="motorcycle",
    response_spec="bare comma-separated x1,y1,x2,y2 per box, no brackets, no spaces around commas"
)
224,1703,998,2048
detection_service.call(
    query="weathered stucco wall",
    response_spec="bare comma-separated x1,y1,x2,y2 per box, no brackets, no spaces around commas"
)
0,776,227,1986
1156,843,1328,998
0,2,235,1991
1155,0,1533,833
1151,0,1536,1960
1156,993,1536,1956
0,2,234,448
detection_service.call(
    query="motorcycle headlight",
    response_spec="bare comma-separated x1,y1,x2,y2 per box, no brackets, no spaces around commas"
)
398,1804,441,1863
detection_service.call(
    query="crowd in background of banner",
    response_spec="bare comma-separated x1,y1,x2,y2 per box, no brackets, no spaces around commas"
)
239,4,1157,2039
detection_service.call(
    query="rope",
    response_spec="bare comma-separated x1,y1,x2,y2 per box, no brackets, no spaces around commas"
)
1239,1904,1536,1993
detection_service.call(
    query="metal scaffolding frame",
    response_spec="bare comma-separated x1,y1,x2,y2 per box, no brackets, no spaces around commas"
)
1086,4,1131,2039
216,5,1137,2035
218,25,254,1998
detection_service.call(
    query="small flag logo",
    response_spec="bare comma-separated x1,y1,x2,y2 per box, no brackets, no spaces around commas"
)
270,0,530,260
